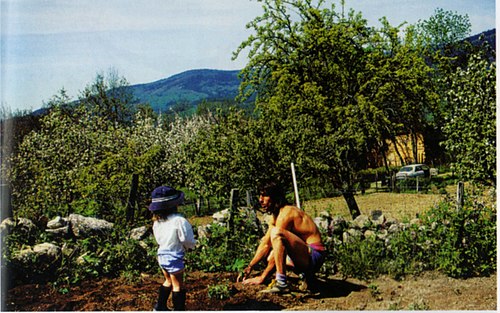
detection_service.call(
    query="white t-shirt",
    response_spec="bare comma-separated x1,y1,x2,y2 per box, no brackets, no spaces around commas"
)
153,213,196,255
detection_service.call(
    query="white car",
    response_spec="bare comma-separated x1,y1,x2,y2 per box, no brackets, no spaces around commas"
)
396,164,430,180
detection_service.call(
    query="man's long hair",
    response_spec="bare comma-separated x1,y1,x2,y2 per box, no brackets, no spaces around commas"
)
259,181,289,213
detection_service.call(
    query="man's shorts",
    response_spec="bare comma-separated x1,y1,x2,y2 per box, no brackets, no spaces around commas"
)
158,251,185,274
308,243,326,273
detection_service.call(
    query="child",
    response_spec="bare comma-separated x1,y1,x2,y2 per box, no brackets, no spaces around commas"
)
149,186,196,311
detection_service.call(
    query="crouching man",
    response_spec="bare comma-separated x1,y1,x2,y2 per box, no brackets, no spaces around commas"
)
240,181,326,293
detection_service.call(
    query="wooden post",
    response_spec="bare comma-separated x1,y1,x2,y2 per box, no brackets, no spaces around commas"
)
228,189,239,231
246,190,252,208
456,181,464,210
195,197,202,216
126,174,139,223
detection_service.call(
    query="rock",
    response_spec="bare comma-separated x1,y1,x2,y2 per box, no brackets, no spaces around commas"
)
370,210,385,227
352,214,371,230
385,217,398,228
129,226,149,240
0,217,37,235
329,216,348,235
68,214,114,238
364,229,377,238
314,216,329,230
47,216,67,229
197,224,210,239
33,243,61,263
212,209,230,223
45,225,70,237
343,228,363,243
376,229,389,240
12,242,61,265
388,223,401,234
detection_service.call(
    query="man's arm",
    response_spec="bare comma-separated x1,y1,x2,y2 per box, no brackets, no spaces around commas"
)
239,229,272,281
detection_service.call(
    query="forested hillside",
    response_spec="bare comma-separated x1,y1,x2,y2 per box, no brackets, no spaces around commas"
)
127,69,241,112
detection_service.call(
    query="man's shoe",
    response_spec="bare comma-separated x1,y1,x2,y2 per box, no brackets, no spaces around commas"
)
259,281,290,294
298,273,320,294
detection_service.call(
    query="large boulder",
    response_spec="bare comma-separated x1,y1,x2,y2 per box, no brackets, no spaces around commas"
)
67,214,114,238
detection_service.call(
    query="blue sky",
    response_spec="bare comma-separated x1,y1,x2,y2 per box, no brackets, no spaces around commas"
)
1,0,496,112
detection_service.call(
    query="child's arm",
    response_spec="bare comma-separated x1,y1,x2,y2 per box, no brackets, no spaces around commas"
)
178,218,197,250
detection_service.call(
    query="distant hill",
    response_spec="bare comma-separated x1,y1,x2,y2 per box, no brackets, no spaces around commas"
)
128,69,242,112
465,28,495,48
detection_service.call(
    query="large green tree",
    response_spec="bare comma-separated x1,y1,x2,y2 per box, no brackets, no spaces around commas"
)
233,0,436,217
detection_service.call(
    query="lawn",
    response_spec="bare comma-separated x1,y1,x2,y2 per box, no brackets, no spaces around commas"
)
302,191,446,221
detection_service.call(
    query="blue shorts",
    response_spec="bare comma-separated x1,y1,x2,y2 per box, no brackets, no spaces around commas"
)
158,251,185,274
308,243,326,273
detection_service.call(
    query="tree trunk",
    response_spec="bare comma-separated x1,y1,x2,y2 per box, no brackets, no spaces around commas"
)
411,131,419,164
342,190,361,219
390,137,405,166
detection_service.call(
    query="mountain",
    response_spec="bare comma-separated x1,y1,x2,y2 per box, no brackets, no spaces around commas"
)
465,28,495,48
128,69,242,112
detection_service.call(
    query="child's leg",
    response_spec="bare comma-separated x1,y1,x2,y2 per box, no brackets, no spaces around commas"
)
169,270,184,291
170,270,186,311
162,268,173,287
154,268,172,311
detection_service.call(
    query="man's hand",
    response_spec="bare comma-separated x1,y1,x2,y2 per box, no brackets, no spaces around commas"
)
236,265,253,283
241,276,264,285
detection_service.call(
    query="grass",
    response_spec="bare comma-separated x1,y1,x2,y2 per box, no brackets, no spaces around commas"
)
187,183,467,225
303,192,446,221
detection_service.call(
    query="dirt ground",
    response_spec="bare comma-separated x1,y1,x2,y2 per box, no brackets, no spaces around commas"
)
5,270,496,311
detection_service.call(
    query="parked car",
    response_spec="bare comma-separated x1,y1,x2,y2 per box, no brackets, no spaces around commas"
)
396,164,430,180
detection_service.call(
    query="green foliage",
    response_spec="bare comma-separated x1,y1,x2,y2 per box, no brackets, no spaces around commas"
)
441,52,496,186
329,193,496,280
414,8,471,51
232,0,441,217
335,235,388,280
207,282,232,300
186,209,262,273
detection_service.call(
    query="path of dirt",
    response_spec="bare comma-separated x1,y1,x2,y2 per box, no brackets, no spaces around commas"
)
5,271,496,311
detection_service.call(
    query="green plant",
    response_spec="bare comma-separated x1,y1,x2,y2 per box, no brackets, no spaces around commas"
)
186,208,262,273
207,282,231,300
325,190,496,280
407,299,430,310
368,283,380,297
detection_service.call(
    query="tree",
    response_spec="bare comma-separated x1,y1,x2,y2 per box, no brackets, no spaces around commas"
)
411,8,473,166
233,0,438,218
441,53,496,186
80,68,135,126
185,108,265,206
414,8,471,53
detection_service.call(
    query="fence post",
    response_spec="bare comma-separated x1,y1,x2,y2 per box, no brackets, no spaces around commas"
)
246,190,252,207
456,181,464,210
126,174,139,223
228,188,239,232
195,197,202,216
291,162,301,209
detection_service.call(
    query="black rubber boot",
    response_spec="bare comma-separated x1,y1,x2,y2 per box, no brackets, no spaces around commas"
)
154,285,171,311
172,290,186,311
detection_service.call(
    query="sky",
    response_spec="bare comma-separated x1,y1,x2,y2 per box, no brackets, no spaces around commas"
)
1,0,496,112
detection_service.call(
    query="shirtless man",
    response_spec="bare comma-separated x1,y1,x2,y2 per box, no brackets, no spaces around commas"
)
240,181,326,293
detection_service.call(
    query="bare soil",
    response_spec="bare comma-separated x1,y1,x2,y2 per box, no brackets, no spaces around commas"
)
6,270,496,311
